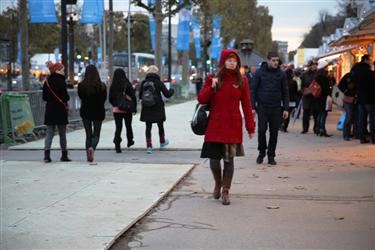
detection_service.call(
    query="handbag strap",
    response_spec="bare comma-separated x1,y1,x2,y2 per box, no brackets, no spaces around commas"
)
45,78,68,112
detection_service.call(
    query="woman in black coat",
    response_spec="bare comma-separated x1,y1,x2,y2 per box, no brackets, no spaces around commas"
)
281,68,299,132
109,68,137,153
43,61,70,162
139,65,174,154
78,65,107,162
313,61,331,137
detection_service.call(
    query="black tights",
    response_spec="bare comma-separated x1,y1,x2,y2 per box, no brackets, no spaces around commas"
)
210,158,234,174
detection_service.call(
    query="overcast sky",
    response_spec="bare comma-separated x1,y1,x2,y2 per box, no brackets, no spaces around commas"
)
1,0,340,51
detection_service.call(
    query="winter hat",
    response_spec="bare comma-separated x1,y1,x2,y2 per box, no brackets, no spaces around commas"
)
218,49,241,68
317,60,329,70
46,61,64,74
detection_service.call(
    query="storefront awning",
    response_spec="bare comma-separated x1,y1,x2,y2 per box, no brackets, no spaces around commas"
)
316,46,357,60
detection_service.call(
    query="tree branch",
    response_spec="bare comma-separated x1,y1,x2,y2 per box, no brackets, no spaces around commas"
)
132,0,155,13
162,0,190,19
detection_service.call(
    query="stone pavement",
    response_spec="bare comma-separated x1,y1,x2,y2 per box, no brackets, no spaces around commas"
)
1,101,201,250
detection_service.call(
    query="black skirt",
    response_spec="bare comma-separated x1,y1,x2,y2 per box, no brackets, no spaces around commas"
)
200,142,244,160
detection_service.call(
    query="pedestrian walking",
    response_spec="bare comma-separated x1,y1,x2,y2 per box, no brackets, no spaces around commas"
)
109,68,137,153
280,68,298,132
139,65,174,154
301,60,318,134
312,61,332,137
351,54,375,144
43,61,71,163
78,65,107,162
338,72,356,141
252,52,289,165
198,49,255,205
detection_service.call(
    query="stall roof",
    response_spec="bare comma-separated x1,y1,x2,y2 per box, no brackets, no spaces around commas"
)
316,46,357,59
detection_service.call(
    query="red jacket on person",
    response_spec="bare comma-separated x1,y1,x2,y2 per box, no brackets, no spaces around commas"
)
198,49,255,144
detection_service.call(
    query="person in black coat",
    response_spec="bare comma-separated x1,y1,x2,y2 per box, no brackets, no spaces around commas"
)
78,65,107,162
281,68,298,132
300,60,318,134
351,54,375,144
109,68,137,153
139,65,174,154
43,61,71,163
313,61,331,137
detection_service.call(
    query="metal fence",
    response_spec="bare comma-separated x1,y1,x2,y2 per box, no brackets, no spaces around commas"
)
0,89,111,143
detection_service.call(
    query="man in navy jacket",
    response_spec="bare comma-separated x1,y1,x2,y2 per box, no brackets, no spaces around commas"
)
253,52,289,165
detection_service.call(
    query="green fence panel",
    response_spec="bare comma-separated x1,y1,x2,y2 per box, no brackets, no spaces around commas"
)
1,93,35,144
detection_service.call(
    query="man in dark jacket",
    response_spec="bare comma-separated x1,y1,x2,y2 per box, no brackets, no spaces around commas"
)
300,60,318,134
351,54,375,144
253,52,289,165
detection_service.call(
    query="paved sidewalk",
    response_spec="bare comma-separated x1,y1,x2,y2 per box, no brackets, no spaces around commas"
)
1,161,194,250
9,101,203,151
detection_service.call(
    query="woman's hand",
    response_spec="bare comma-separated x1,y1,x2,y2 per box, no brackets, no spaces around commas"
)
248,133,254,140
212,77,218,89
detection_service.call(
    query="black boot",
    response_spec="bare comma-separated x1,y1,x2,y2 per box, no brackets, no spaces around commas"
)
44,150,52,163
60,150,72,162
115,143,122,153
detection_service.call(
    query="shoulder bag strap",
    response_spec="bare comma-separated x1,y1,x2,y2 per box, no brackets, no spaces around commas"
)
45,78,69,114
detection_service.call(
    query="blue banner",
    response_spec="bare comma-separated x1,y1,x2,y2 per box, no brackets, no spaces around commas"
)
176,7,191,51
17,33,20,64
54,48,60,62
191,16,201,59
29,0,57,23
81,0,104,24
148,0,156,6
149,15,156,51
227,39,235,49
211,15,222,60
97,47,101,65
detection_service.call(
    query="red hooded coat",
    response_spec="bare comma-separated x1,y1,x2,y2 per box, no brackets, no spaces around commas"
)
198,49,255,143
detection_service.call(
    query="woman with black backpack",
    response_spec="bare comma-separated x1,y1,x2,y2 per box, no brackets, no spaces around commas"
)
109,68,137,153
139,65,174,154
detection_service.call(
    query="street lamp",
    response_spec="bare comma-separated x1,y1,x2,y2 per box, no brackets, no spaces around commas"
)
239,39,254,67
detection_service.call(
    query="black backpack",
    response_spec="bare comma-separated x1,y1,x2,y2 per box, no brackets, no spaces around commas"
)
141,81,159,107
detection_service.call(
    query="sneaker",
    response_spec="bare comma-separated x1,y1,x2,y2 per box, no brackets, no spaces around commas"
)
146,147,153,154
160,139,169,149
256,155,264,164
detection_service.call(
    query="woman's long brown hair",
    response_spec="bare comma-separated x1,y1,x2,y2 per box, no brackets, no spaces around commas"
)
215,64,243,91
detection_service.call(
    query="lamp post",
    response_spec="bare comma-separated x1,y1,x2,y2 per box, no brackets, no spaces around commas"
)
67,9,78,85
127,1,132,81
240,39,254,67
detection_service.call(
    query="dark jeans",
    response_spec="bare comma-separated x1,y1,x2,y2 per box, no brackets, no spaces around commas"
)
281,107,295,131
113,112,133,145
146,121,165,142
358,104,375,143
343,103,354,139
302,107,318,133
257,106,281,158
44,125,67,151
317,111,328,134
82,119,102,150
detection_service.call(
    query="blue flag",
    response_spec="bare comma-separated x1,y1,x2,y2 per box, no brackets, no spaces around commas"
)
54,48,60,62
17,33,21,64
29,0,57,23
191,16,201,59
81,0,104,24
149,15,156,51
211,15,222,60
176,7,191,51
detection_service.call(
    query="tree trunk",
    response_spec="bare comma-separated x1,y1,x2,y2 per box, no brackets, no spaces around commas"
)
181,50,189,98
154,0,163,74
19,0,29,91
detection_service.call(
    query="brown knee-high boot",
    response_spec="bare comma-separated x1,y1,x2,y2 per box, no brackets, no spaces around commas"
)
222,170,233,205
210,166,222,199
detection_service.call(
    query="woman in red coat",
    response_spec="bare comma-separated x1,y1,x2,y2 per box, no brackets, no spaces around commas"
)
198,49,255,205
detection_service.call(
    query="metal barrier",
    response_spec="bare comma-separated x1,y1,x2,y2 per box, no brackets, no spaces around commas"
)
0,88,111,143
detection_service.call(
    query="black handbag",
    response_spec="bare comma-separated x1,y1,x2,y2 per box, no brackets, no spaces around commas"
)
191,104,210,135
118,91,136,112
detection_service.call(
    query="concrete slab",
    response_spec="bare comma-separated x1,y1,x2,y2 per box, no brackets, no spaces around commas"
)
1,161,194,250
9,101,203,151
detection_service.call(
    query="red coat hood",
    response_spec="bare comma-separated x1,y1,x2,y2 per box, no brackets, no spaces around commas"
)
219,49,241,68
